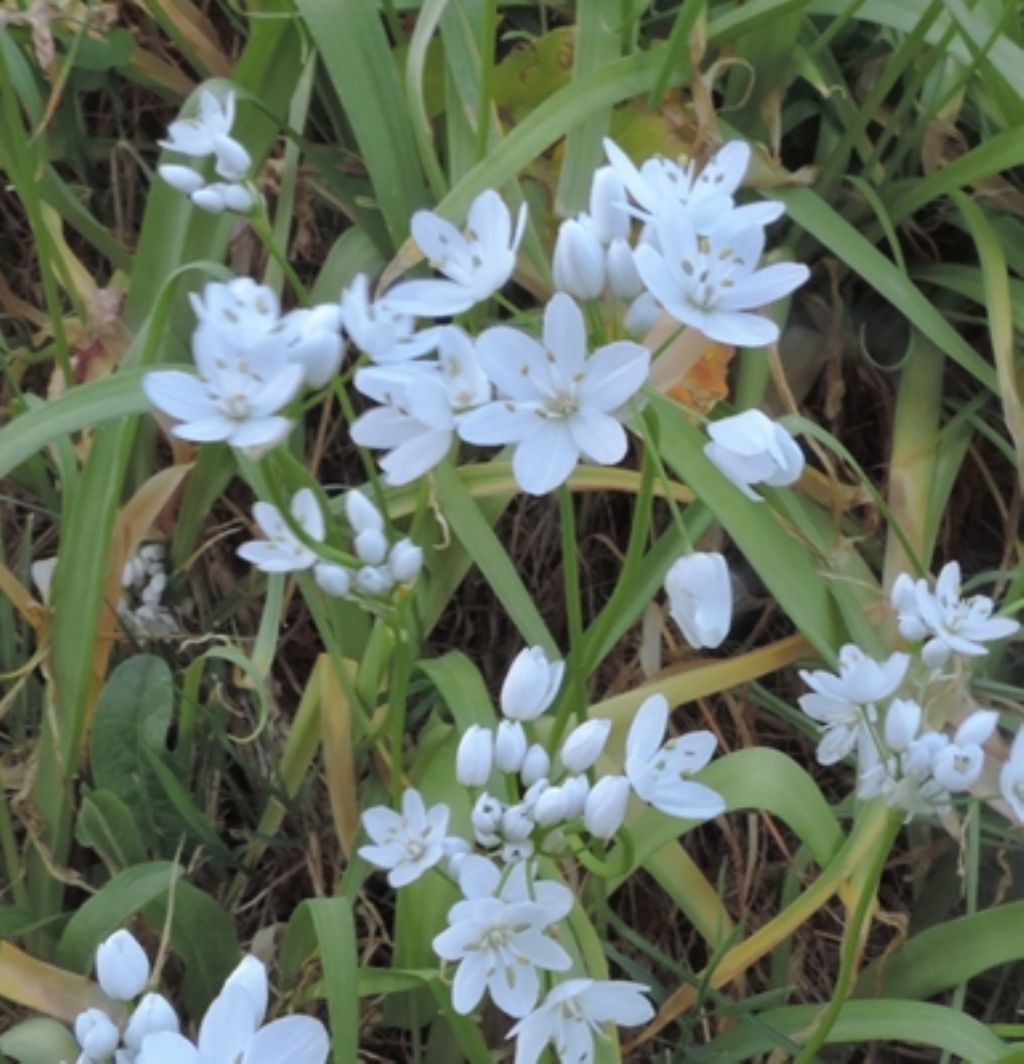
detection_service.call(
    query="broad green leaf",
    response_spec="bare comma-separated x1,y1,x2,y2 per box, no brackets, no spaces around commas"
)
76,789,148,871
0,1017,79,1063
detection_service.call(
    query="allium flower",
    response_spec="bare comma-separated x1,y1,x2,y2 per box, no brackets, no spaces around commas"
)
340,273,439,364
124,992,180,1052
275,304,344,389
458,294,650,494
625,694,724,819
931,710,998,791
1000,729,1024,821
190,278,281,349
520,743,551,787
500,647,565,722
456,725,494,787
552,216,606,299
911,562,1019,668
190,181,256,214
558,718,612,773
95,929,150,1001
508,978,655,1064
704,409,805,500
386,189,528,317
137,981,328,1064
237,489,324,573
798,646,909,765
634,207,809,346
75,1007,120,1059
351,327,491,485
583,775,631,839
358,789,450,887
494,720,528,773
159,89,252,180
664,552,732,650
603,137,751,224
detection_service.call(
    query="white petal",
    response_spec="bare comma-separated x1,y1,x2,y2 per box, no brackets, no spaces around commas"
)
143,371,218,421
384,279,476,317
542,293,587,377
578,341,650,411
568,409,627,465
716,262,810,310
512,423,580,494
243,1016,329,1064
458,402,541,446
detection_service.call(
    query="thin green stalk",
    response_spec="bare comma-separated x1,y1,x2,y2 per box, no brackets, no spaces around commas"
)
647,0,705,108
250,208,311,308
474,0,498,163
387,603,416,805
639,405,693,551
547,485,585,752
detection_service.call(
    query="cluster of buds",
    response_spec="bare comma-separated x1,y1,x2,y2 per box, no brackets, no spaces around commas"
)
157,90,256,214
118,544,178,640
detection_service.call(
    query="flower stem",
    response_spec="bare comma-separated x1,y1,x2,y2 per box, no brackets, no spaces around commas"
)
638,404,693,553
249,206,311,308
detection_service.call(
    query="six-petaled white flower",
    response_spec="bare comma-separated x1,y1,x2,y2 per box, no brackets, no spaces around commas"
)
704,409,805,500
359,789,451,888
237,488,325,573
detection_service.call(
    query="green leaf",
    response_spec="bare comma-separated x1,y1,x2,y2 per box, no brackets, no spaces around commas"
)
0,1017,79,1064
76,789,148,871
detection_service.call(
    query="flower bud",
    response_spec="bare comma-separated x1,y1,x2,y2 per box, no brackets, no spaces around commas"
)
533,786,568,827
501,839,535,862
456,725,493,787
560,774,590,819
190,186,226,213
589,165,629,244
664,552,732,650
123,993,179,1051
606,238,643,299
501,647,564,722
552,218,605,300
223,955,268,1022
355,528,389,565
584,775,630,839
884,699,921,752
501,802,535,841
443,835,472,876
624,292,661,334
314,562,352,598
354,565,394,596
213,134,252,180
558,718,612,773
494,720,527,774
345,489,383,533
75,1008,120,1058
215,182,256,213
704,410,804,502
520,743,551,787
922,637,951,670
388,539,424,583
158,164,204,195
96,929,150,1001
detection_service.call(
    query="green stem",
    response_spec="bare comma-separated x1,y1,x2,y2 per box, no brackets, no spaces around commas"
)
475,0,498,162
547,486,585,752
639,404,693,551
250,207,311,308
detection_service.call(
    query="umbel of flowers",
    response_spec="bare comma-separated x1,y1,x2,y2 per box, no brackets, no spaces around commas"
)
358,645,725,1060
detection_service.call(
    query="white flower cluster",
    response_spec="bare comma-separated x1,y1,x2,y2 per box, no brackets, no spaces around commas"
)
158,89,257,214
236,486,422,603
798,563,1019,821
143,278,343,458
71,929,327,1064
358,647,725,1059
118,544,179,640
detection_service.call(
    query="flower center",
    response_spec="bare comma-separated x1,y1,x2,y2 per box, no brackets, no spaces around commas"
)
222,392,251,419
542,390,579,419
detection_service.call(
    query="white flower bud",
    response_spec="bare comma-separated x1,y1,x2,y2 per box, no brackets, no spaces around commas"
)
123,993,179,1050
558,718,612,773
355,528,389,565
456,725,493,787
584,774,630,839
560,774,590,819
471,793,503,835
933,743,984,791
532,786,568,826
314,562,352,598
95,929,150,1001
884,699,921,752
624,292,661,335
222,955,268,1021
922,637,951,670
520,743,551,787
606,238,644,299
158,164,204,195
345,489,384,533
501,647,564,721
501,802,535,841
443,835,472,876
354,565,394,596
664,552,732,650
215,182,256,213
589,165,629,244
388,539,424,583
521,778,549,811
552,217,605,300
494,720,527,774
75,1008,119,1058
501,839,534,862
190,185,227,213
213,134,252,180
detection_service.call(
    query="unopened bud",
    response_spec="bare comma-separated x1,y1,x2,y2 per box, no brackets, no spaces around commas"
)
583,775,630,839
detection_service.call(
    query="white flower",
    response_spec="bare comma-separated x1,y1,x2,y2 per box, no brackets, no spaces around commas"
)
344,488,383,534
75,1007,120,1059
124,993,180,1052
340,273,439,364
386,189,528,317
1000,729,1024,821
606,237,644,300
914,562,1020,668
137,982,328,1064
158,163,204,195
433,858,572,1017
635,207,809,346
891,572,927,641
704,410,804,500
583,775,630,838
458,294,650,494
509,978,654,1064
501,647,565,721
313,563,352,597
625,694,724,819
355,528,389,565
520,743,551,787
558,718,612,773
456,725,494,786
883,698,921,752
471,793,504,845
588,166,630,244
159,89,251,180
276,304,344,389
354,565,393,597
532,786,569,827
494,720,528,774
932,710,998,791
388,539,424,584
560,774,590,819
96,929,150,1001
358,789,450,887
191,181,256,214
351,327,490,486
237,489,324,573
798,645,909,765
664,552,731,650
552,217,605,299
603,137,751,224
501,803,535,841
